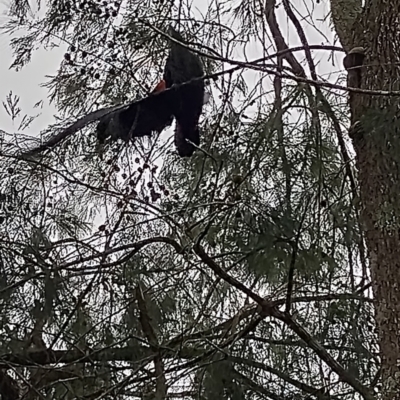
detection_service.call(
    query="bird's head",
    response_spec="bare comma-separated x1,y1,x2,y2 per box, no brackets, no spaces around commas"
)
168,26,184,42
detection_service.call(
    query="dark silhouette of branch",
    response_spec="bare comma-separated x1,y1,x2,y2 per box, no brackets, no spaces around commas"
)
136,284,167,400
230,358,333,400
191,242,374,400
0,232,371,398
0,369,19,400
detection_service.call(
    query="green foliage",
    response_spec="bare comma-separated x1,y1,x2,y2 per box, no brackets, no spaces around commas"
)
0,0,377,399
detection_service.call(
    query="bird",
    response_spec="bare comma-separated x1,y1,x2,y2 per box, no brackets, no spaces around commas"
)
160,26,205,157
96,26,206,158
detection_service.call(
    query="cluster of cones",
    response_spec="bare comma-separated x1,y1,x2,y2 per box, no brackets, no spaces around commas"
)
96,26,206,157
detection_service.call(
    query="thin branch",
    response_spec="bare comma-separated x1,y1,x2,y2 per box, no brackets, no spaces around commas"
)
192,242,374,400
136,284,167,400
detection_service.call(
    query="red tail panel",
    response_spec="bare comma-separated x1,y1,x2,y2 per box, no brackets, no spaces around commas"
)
152,79,167,93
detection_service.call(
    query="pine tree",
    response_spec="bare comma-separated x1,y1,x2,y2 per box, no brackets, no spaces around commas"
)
0,0,396,399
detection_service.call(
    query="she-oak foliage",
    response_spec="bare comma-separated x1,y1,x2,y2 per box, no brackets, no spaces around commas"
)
0,0,392,399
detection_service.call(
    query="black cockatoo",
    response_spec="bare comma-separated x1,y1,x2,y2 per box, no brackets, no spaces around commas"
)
159,26,205,157
96,26,205,158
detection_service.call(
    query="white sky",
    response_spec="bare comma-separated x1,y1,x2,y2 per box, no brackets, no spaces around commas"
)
0,1,65,135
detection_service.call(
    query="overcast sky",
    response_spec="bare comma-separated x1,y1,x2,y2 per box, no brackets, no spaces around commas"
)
0,1,65,137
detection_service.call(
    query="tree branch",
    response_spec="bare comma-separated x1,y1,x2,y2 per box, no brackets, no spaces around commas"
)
136,284,167,400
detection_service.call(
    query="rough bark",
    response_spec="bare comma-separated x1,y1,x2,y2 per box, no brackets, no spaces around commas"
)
332,0,400,398
330,0,362,52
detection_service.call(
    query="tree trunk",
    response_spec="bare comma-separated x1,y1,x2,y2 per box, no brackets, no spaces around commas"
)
331,0,400,398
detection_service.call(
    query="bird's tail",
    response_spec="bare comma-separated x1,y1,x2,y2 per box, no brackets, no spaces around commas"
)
174,122,200,157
